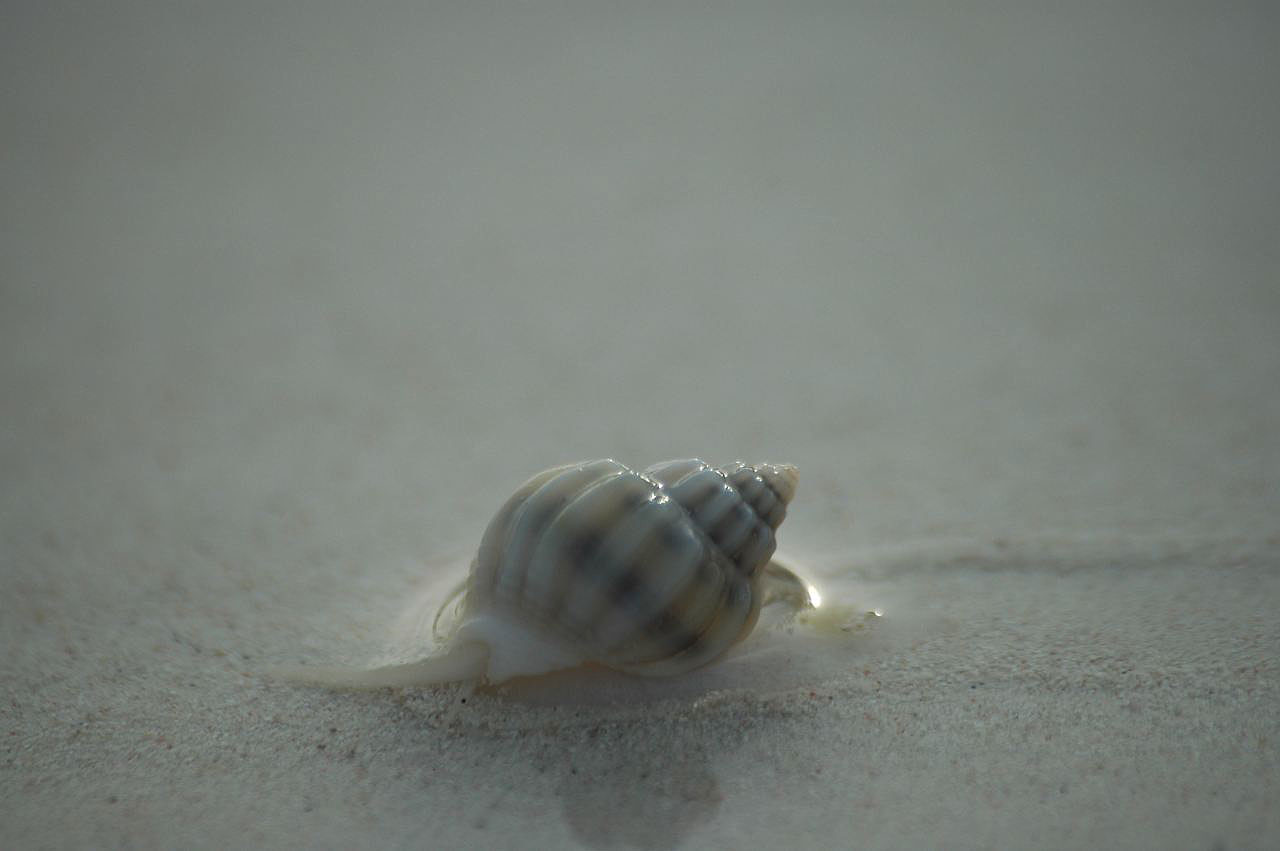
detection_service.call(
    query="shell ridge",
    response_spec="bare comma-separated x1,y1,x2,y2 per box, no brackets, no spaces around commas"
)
613,539,735,664
493,460,620,605
613,550,736,666
593,516,711,657
563,494,694,641
658,463,781,577
522,469,642,623
559,496,666,635
612,573,755,675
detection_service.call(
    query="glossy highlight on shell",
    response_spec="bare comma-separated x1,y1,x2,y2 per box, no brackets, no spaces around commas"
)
284,458,812,688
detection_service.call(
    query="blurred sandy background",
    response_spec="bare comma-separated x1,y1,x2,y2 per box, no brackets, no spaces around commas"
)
2,2,1278,848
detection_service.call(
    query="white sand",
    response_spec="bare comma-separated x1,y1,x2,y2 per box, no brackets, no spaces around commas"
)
3,2,1278,848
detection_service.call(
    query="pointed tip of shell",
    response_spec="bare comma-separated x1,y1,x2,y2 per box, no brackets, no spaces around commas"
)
758,463,799,504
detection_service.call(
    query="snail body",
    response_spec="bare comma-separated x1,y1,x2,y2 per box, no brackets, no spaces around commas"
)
288,458,810,688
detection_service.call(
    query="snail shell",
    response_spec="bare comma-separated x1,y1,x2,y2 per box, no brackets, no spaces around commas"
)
287,458,810,688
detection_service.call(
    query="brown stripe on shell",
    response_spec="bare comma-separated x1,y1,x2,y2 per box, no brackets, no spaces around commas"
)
469,463,573,604
489,460,625,606
520,469,653,620
602,537,726,665
613,566,757,675
657,463,780,578
558,493,680,636
590,511,711,653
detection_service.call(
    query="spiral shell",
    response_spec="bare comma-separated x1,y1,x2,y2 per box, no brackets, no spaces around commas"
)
454,458,801,681
284,458,808,688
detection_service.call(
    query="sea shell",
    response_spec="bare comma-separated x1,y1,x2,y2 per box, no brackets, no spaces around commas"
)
286,458,814,688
